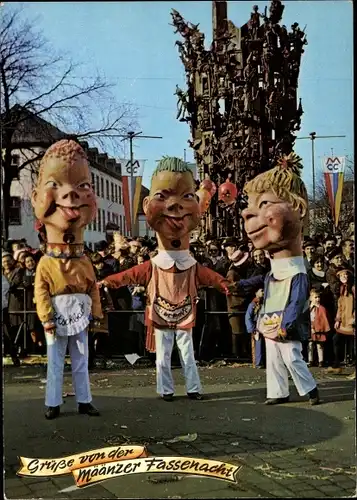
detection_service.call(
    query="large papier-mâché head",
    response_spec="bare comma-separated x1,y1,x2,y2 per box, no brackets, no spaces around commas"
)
242,152,308,257
31,140,96,243
143,157,206,250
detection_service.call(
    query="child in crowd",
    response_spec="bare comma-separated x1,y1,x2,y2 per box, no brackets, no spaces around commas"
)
308,288,330,367
332,268,355,370
245,288,265,368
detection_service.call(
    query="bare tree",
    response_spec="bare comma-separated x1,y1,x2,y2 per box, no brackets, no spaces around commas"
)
308,156,354,236
1,4,137,239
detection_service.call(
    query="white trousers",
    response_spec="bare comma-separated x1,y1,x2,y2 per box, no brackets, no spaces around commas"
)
155,328,202,395
308,341,324,363
45,330,92,407
265,339,317,399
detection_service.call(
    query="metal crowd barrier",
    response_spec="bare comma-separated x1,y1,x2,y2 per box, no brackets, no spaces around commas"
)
5,287,246,360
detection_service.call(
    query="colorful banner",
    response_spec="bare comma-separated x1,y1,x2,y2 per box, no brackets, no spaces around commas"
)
121,176,131,234
17,447,241,489
133,176,143,223
322,156,345,227
121,159,146,233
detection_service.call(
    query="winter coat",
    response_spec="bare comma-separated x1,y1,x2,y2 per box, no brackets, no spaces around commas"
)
336,285,355,336
226,262,250,335
310,305,330,342
6,267,25,327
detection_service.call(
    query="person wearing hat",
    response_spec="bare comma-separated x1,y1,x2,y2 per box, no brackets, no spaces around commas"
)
303,239,317,272
94,240,118,273
328,267,355,373
323,236,337,270
217,238,238,277
226,243,252,359
326,248,344,310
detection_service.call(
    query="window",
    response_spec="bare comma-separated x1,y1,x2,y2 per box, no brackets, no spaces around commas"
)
107,211,110,224
9,197,21,225
87,220,92,231
111,182,114,202
91,173,95,190
119,215,122,232
119,186,122,204
115,185,118,203
93,214,97,232
97,209,102,233
100,177,104,198
106,180,109,200
102,209,106,231
96,175,100,196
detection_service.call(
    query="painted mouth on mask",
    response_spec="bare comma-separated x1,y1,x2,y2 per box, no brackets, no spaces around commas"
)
247,225,268,237
45,203,89,221
162,214,190,229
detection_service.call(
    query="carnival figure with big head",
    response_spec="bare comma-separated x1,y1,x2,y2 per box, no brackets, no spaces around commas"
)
100,157,231,401
235,153,319,405
32,140,103,419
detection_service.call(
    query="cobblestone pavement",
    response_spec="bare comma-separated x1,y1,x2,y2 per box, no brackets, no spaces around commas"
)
3,362,356,498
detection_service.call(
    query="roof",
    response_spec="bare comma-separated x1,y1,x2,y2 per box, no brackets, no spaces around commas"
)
4,105,123,181
4,105,68,146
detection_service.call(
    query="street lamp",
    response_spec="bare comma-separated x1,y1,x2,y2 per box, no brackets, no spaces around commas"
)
110,131,162,237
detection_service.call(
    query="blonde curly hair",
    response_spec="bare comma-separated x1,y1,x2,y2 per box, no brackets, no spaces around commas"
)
244,152,308,218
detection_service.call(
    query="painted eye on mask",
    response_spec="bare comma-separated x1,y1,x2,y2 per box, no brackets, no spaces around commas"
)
259,200,272,209
154,193,165,201
45,180,58,188
78,182,92,190
184,193,195,200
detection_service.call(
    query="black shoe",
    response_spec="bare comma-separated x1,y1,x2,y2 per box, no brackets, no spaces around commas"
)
187,392,203,400
162,394,174,402
12,356,20,367
265,396,290,405
45,406,60,420
78,403,100,416
309,387,320,406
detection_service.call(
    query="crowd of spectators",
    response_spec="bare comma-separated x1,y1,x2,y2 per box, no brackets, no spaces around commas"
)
1,230,355,372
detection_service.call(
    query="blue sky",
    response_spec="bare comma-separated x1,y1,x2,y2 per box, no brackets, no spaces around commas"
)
15,1,354,191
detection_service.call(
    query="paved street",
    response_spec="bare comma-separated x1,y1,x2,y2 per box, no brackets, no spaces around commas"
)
3,362,356,498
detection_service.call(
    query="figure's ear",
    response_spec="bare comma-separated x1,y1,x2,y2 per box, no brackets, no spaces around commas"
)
31,189,37,209
299,202,307,220
143,196,150,215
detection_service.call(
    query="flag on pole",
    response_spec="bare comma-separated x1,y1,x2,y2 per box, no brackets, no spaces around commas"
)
133,176,143,223
323,156,345,227
121,159,146,233
121,177,131,235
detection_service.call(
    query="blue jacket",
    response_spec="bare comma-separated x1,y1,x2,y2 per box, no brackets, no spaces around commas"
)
245,301,260,334
237,273,310,342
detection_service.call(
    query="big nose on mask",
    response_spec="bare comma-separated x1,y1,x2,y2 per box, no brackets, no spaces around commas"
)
166,198,183,213
58,186,80,204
